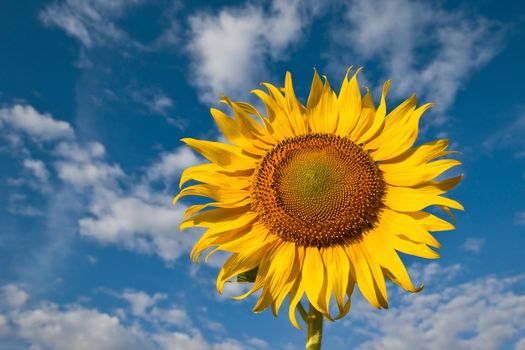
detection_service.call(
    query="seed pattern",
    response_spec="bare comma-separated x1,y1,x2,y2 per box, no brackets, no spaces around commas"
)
250,133,385,247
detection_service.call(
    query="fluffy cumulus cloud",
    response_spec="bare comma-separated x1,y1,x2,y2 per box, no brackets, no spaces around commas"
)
187,0,322,103
76,144,202,261
1,102,202,262
120,290,168,317
22,159,49,182
342,266,525,350
330,0,504,115
0,104,74,141
0,285,266,350
146,147,201,183
14,306,152,350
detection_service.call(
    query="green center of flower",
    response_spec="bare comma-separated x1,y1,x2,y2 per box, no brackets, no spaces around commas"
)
251,133,385,247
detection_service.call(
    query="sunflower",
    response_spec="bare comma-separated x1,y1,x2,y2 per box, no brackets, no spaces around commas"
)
174,68,462,329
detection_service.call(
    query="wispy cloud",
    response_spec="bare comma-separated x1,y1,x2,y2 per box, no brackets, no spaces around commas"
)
461,237,486,254
329,0,505,116
515,212,525,225
39,0,146,49
483,112,525,154
22,159,49,183
343,268,525,350
186,0,322,103
131,88,175,117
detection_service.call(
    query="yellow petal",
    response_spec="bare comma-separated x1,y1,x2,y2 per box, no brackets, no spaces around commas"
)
307,69,323,109
380,139,452,166
181,138,257,171
302,247,328,315
217,222,275,253
407,211,455,232
251,89,295,140
379,208,441,248
264,242,296,298
348,86,375,141
345,246,381,308
173,184,248,206
271,248,300,316
288,278,306,329
180,206,250,230
357,80,389,144
359,243,389,308
192,223,253,263
384,185,464,212
366,229,422,292
284,71,307,134
414,175,463,195
217,247,267,294
308,78,339,133
183,198,251,218
179,163,251,190
375,223,440,259
336,67,362,137
372,102,433,160
221,97,277,147
324,246,350,317
381,159,461,187
210,108,267,156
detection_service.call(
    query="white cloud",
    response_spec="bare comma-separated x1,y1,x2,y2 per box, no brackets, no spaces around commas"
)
75,145,203,262
0,315,6,331
187,0,321,103
6,193,45,217
53,141,106,161
1,285,29,309
39,0,146,48
131,88,175,116
461,237,486,254
330,0,504,114
0,104,74,141
343,272,525,350
153,330,262,350
78,189,197,261
407,262,462,288
146,147,201,183
55,159,123,189
1,101,200,263
120,290,167,317
23,159,49,182
13,306,153,350
51,141,124,189
150,306,191,329
0,285,266,350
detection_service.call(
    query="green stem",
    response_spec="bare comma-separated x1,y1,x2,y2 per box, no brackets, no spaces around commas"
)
305,303,323,350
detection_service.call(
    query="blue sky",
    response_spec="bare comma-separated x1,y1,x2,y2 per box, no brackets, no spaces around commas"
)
1,0,524,349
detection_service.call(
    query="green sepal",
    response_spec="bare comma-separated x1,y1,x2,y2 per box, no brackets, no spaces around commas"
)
236,266,258,283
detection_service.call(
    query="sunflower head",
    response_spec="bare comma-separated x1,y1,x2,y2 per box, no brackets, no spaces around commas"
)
175,68,463,328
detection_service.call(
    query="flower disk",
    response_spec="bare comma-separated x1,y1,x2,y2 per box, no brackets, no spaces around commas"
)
175,68,464,328
251,133,385,247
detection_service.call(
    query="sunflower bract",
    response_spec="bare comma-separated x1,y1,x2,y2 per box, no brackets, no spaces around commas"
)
175,68,463,329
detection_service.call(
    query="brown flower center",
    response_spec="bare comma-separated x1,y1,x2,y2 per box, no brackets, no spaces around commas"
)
250,133,385,247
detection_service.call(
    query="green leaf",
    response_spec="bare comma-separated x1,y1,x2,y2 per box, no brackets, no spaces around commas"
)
236,266,258,283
